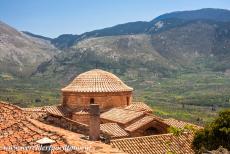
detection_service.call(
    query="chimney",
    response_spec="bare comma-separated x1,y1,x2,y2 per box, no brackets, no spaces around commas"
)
89,104,100,141
36,137,55,154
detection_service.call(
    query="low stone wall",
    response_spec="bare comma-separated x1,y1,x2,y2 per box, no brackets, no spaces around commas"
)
72,113,90,125
43,114,90,135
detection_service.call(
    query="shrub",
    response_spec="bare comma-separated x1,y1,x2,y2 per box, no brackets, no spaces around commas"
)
192,109,230,152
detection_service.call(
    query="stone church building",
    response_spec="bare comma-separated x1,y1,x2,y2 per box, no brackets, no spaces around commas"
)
36,69,201,140
0,69,202,153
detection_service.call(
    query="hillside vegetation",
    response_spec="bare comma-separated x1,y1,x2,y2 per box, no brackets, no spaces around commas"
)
0,8,230,124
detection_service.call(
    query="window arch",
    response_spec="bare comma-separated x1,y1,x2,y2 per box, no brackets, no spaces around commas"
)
126,97,130,105
90,98,95,104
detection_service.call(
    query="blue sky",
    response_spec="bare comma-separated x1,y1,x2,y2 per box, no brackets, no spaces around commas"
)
0,0,229,38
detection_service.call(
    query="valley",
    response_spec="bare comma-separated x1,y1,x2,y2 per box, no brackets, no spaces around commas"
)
0,8,230,126
1,70,229,125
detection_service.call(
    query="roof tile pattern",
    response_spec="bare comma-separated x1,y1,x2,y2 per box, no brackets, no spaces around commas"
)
45,105,69,116
111,133,195,154
125,102,153,113
125,116,154,132
62,69,133,92
23,105,69,117
0,102,70,154
100,123,129,138
101,108,144,125
0,102,125,154
164,118,203,129
23,106,46,112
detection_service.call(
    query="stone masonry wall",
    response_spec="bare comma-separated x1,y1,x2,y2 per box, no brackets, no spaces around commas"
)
43,114,89,135
62,91,132,111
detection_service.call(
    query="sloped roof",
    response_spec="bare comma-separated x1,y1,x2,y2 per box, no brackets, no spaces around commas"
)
0,101,125,154
164,118,203,130
125,102,153,113
45,105,69,116
0,102,70,153
111,133,195,154
125,116,154,132
23,106,47,112
101,108,145,125
100,123,129,139
62,69,133,93
23,105,69,117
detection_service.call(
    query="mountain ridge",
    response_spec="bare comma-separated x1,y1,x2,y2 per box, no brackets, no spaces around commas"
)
48,8,230,49
33,9,230,81
1,8,230,79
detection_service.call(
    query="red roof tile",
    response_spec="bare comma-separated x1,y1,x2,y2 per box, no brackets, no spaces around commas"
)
23,105,69,117
101,108,144,125
61,69,133,93
0,101,125,154
62,69,133,92
111,133,195,154
125,116,154,132
125,102,153,113
100,123,129,139
23,106,47,112
164,118,203,130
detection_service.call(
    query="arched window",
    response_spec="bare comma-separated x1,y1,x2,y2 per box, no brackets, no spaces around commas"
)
126,97,130,105
90,98,95,104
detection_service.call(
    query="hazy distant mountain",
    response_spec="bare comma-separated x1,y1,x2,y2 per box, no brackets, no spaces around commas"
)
34,8,230,82
0,21,59,76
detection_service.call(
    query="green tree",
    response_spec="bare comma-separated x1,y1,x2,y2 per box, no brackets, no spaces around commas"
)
167,125,195,153
192,109,230,153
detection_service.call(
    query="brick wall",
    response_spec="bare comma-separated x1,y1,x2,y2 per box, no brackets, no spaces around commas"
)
62,91,132,111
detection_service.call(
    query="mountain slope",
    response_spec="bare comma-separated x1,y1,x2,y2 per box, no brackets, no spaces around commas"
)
22,31,52,41
0,21,59,76
36,34,178,82
51,8,230,49
36,20,230,82
155,8,230,22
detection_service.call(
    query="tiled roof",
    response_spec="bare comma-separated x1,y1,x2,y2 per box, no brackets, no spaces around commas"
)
61,69,133,93
23,105,69,117
100,123,129,139
125,116,154,132
101,108,144,125
111,133,195,154
164,118,203,129
0,101,125,154
125,102,153,113
45,105,69,116
0,102,70,153
23,106,47,112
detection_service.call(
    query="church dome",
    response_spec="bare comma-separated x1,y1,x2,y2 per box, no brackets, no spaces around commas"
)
61,69,133,93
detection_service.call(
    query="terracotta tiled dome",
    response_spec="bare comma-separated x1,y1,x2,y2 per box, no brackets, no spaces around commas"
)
61,69,133,92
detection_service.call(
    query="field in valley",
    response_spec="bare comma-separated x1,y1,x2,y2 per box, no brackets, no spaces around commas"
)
0,71,230,125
